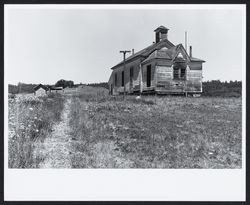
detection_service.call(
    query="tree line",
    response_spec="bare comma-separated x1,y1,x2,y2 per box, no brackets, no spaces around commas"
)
8,80,242,97
202,80,241,97
86,80,242,97
86,82,109,89
8,79,75,94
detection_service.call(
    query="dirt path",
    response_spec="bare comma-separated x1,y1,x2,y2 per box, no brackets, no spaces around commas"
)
39,97,72,168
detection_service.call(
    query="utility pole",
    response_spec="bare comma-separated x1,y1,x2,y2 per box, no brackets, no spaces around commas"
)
184,31,188,97
185,74,188,97
120,50,131,99
185,31,187,51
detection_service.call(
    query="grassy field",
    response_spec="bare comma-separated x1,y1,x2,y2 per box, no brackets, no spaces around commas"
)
8,86,242,168
67,87,242,168
8,93,65,168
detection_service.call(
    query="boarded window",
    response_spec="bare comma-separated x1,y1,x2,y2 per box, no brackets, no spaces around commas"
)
147,65,151,87
180,68,186,78
122,71,124,86
173,63,186,80
173,67,179,79
115,73,118,86
130,67,134,78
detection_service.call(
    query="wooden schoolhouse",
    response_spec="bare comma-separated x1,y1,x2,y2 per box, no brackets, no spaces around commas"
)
108,26,205,95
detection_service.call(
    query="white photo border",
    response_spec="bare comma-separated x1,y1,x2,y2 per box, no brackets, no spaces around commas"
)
4,4,246,201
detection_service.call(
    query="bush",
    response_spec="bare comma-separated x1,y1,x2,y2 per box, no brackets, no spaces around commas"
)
203,80,241,97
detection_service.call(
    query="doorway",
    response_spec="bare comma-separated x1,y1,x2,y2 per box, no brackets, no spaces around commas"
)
146,65,151,87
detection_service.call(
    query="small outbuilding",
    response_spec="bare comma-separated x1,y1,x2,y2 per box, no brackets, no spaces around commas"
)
108,26,205,95
48,86,64,93
33,84,49,96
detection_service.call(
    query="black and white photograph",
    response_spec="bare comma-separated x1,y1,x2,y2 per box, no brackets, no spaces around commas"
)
4,3,246,201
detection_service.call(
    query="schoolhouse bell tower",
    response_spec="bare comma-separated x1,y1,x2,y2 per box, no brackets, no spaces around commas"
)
154,26,169,43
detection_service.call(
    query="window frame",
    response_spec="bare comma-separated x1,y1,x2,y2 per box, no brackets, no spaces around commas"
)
173,67,186,80
180,68,186,79
173,67,180,80
130,67,134,79
146,64,151,87
121,71,124,86
114,73,118,86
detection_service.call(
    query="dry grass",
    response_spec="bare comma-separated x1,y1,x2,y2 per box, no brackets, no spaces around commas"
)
8,86,242,169
8,93,65,168
68,88,242,168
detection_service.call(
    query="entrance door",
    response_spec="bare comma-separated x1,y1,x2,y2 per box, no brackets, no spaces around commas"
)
147,65,151,87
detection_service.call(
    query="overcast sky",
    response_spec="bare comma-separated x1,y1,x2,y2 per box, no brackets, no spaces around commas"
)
5,5,245,85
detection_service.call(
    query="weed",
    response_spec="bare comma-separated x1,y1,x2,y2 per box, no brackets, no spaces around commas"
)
67,88,242,168
8,93,65,168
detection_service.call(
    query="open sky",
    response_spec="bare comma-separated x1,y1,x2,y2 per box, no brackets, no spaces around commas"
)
5,5,245,85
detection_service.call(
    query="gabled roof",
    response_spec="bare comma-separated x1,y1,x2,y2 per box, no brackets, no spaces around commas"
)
110,38,175,70
171,44,190,61
34,84,49,91
141,49,172,64
142,43,205,64
169,44,205,62
49,86,64,90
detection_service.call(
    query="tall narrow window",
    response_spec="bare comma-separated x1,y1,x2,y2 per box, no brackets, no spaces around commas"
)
173,67,179,79
115,73,117,86
180,68,186,78
130,67,134,88
173,62,187,80
130,67,134,79
122,71,124,86
173,67,186,79
146,65,151,87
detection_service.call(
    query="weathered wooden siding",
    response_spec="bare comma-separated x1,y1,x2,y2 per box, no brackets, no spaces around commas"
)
188,62,202,70
155,80,186,93
109,55,203,94
186,67,202,92
154,63,202,93
155,65,173,84
110,57,143,94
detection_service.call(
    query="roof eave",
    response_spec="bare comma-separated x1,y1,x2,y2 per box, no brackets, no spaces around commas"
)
111,55,144,70
110,39,175,70
190,59,206,63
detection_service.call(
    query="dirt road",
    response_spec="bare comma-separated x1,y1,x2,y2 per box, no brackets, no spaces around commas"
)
39,97,72,168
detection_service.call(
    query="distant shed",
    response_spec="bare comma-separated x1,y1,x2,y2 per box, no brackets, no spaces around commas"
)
33,84,49,96
49,86,64,93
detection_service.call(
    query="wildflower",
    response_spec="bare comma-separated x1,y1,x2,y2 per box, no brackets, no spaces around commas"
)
35,129,39,133
28,124,31,127
34,117,37,120
29,107,33,111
